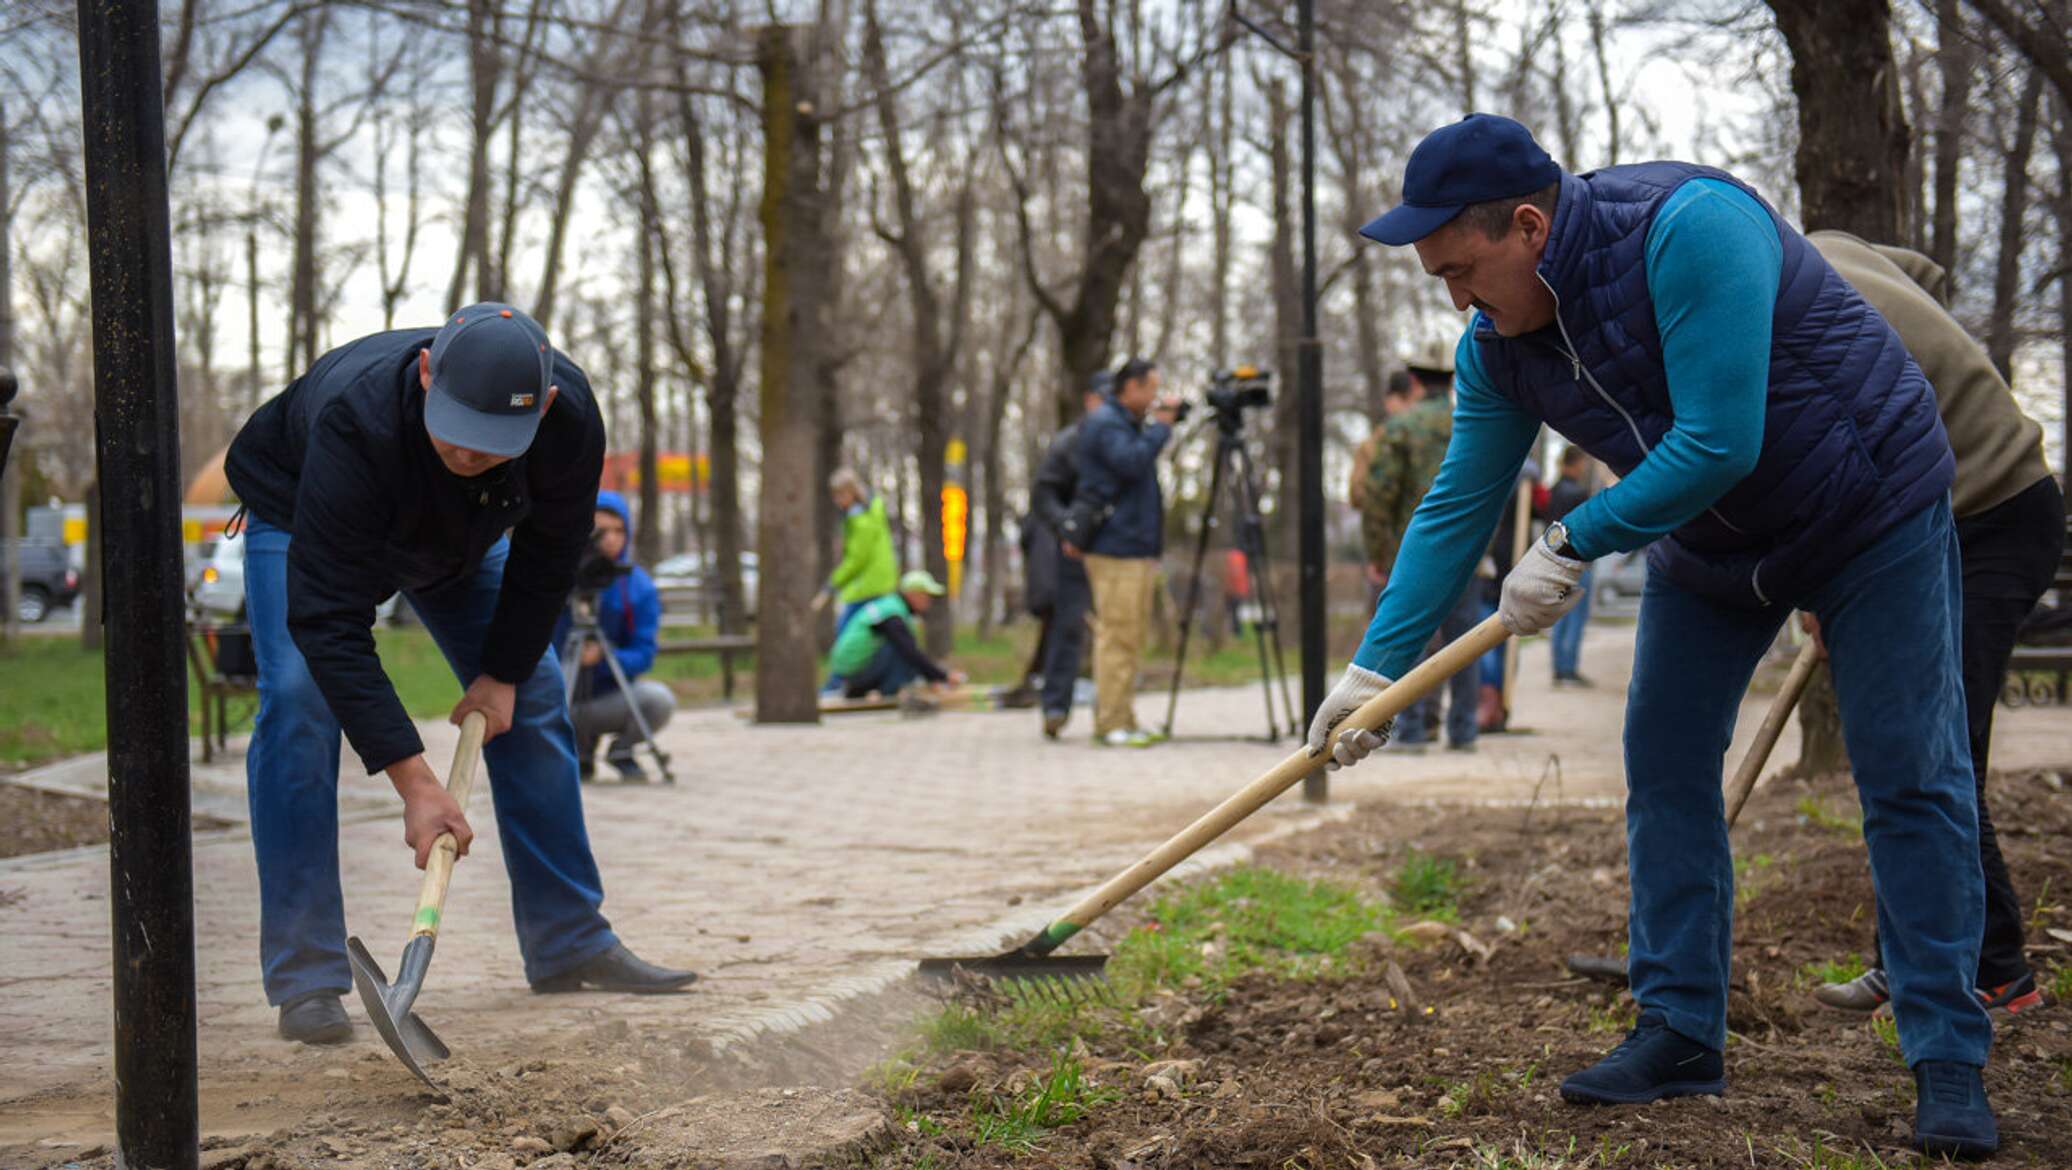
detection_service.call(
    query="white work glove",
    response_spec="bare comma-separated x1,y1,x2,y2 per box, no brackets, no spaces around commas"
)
1499,533,1589,636
1305,664,1394,771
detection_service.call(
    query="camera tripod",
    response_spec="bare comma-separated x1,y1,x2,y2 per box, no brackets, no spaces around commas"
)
1159,409,1301,742
559,592,675,784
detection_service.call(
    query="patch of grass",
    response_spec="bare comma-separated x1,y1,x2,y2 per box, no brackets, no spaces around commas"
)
1586,1001,1636,1034
1108,866,1389,997
1463,1136,1586,1168
969,1053,1119,1153
1868,1013,1903,1063
917,993,1104,1057
1733,851,1777,907
1392,849,1465,921
1800,953,1867,988
2055,1056,2072,1093
1782,1134,1900,1169
2047,963,2072,1005
893,1104,944,1137
1796,795,1864,838
0,628,463,767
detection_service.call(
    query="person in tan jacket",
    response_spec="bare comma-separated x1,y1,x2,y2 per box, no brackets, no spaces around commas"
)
1806,230,2065,1018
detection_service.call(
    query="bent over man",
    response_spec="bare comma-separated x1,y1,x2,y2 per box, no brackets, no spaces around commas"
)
225,302,695,1045
1309,115,1996,1157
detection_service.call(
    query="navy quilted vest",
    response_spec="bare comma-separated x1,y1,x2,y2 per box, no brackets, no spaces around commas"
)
1476,163,1954,610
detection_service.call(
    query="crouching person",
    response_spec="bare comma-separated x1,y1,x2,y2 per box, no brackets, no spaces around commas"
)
556,490,676,783
829,570,966,700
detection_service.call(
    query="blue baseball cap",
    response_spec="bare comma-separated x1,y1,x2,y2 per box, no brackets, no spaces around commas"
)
424,302,554,458
1360,114,1562,246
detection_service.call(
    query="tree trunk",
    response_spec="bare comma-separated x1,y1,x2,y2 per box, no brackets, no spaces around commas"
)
448,0,502,309
1986,69,2043,381
633,93,663,568
753,25,823,724
1769,0,1914,775
1,97,18,647
1264,77,1301,559
1930,0,1972,277
286,8,327,379
2055,99,2072,490
1767,0,1912,240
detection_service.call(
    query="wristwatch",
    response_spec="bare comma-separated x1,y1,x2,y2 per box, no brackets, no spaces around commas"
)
1545,519,1580,560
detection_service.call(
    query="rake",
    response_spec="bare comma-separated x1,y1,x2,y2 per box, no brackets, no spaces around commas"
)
919,616,1513,999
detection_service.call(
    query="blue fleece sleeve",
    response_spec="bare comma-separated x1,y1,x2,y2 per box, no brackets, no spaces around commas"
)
612,572,661,679
1560,178,1779,558
1352,329,1538,678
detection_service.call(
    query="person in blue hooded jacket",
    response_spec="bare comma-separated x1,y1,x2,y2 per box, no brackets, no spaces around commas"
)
554,490,676,782
1306,116,1996,1157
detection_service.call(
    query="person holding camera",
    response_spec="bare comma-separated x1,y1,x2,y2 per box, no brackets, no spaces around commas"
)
1023,372,1112,738
223,303,695,1045
1063,358,1179,748
555,490,676,783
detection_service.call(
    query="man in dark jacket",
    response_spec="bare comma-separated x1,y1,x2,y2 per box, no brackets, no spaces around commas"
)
1310,116,1995,1155
224,303,695,1046
552,490,675,783
1023,373,1110,739
1064,358,1180,748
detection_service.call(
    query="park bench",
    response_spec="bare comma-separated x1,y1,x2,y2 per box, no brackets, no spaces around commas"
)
184,615,258,763
2000,509,2072,708
652,582,754,700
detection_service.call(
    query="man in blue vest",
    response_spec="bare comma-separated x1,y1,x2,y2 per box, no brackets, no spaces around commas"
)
1306,116,1995,1157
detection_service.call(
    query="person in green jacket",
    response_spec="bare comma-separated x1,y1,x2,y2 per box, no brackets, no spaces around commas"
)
821,467,899,694
828,570,966,699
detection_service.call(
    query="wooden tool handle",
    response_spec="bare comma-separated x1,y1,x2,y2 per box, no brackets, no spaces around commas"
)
410,712,487,940
1051,616,1511,935
1722,637,1820,828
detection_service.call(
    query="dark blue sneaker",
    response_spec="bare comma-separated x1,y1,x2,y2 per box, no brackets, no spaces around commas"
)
1559,1011,1725,1105
1913,1061,1997,1158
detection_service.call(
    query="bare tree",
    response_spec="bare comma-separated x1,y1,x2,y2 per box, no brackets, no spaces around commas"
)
1931,0,1976,278
1766,0,1913,241
1987,67,2044,379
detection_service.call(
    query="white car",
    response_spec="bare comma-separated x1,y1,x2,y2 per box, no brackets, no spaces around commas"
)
190,529,401,624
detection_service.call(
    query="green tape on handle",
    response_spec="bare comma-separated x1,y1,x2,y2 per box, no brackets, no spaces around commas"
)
1038,921,1081,948
413,906,441,933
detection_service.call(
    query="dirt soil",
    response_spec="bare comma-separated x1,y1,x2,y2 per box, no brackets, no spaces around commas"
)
881,767,2072,1169
0,783,233,859
20,766,2072,1169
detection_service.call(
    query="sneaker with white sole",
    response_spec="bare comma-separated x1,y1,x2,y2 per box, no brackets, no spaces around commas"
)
1098,728,1154,748
1813,967,1889,1013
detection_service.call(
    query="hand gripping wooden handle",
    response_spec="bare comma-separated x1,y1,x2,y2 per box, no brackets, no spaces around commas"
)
1722,637,1821,828
410,712,487,940
1050,615,1512,936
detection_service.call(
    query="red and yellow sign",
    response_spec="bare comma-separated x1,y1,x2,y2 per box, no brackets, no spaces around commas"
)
601,451,711,495
941,484,968,563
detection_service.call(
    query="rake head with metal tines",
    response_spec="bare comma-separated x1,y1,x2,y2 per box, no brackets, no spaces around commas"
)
917,949,1111,1004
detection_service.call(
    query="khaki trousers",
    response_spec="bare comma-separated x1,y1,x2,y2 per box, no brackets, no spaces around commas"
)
1083,553,1158,736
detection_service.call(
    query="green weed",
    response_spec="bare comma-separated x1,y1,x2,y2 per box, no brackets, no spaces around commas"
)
1796,795,1864,837
1869,1013,1902,1063
1733,851,1777,906
1586,1002,1636,1034
2048,963,2072,1005
1393,849,1465,920
969,1053,1119,1153
1800,953,1866,988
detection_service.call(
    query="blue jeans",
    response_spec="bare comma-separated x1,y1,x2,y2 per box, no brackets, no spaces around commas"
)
1039,566,1092,717
844,641,920,698
1550,564,1594,677
1396,585,1481,747
1625,499,1988,1065
1477,596,1504,687
243,518,617,1005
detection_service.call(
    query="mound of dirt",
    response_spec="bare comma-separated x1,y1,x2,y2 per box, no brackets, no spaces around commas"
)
881,767,2072,1168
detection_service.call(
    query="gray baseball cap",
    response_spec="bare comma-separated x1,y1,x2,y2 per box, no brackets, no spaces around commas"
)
424,302,554,458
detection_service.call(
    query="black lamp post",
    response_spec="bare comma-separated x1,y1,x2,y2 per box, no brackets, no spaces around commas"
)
1232,0,1328,801
76,0,200,1164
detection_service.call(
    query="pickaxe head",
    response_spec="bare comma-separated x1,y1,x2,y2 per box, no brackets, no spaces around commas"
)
347,934,451,1098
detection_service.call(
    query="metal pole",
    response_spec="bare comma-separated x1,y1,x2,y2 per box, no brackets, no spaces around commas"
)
1296,0,1328,802
76,0,199,1164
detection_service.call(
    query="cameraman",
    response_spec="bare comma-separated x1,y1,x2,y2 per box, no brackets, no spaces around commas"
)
1063,357,1179,748
1023,371,1111,739
554,490,675,782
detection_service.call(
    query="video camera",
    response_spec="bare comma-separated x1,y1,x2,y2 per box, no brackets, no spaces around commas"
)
572,526,631,597
1192,365,1272,432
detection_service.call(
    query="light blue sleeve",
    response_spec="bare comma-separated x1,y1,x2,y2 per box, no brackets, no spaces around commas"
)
1352,328,1537,678
1560,178,1779,558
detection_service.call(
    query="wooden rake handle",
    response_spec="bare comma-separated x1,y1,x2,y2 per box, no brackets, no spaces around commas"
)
410,712,488,941
1048,615,1512,938
1722,637,1821,828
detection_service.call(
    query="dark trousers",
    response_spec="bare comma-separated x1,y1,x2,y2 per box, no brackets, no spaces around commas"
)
1397,585,1482,747
1038,564,1092,717
1870,476,2067,987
